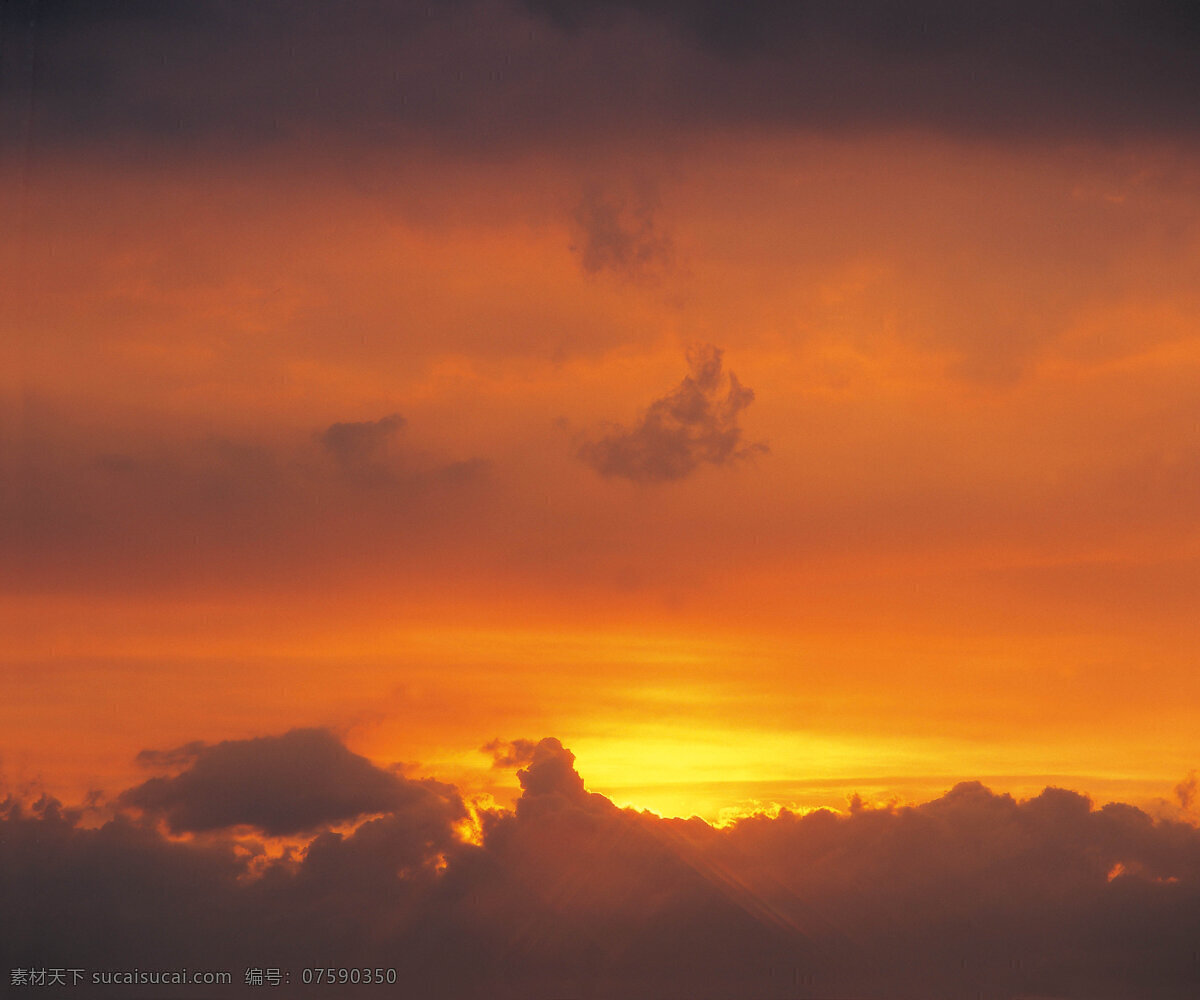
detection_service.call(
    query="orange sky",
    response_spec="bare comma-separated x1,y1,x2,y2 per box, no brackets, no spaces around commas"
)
12,10,1200,999
4,121,1200,821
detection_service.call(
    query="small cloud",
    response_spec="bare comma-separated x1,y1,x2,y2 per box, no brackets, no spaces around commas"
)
578,345,767,483
316,414,488,491
572,184,673,280
1176,770,1197,810
481,738,539,769
134,740,208,770
318,413,406,485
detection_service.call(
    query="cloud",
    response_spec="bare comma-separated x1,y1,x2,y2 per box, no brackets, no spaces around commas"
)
523,2,1200,138
319,413,406,467
481,737,539,768
314,413,490,494
5,0,1200,160
134,739,207,770
318,413,408,486
119,728,448,836
513,737,590,811
0,795,252,973
1176,771,1197,810
572,185,673,280
578,345,767,483
7,732,1200,998
318,414,491,491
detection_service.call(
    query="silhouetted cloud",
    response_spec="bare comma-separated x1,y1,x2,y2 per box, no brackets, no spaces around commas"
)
120,728,449,836
579,345,767,482
1176,771,1198,810
315,412,478,490
6,731,1200,998
134,740,207,770
481,737,538,768
512,737,590,812
319,413,407,483
315,413,490,492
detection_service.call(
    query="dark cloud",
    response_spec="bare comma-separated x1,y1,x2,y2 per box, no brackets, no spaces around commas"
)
481,737,538,768
708,782,1200,996
5,0,1200,159
318,413,407,485
460,737,804,989
524,2,1200,136
134,740,207,770
572,185,673,280
1,795,252,976
513,736,590,810
120,728,447,836
320,413,406,464
578,345,767,483
1176,771,1197,810
317,414,488,490
6,732,1200,997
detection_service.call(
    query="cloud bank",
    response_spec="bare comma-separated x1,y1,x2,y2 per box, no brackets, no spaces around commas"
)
5,0,1200,156
5,730,1200,998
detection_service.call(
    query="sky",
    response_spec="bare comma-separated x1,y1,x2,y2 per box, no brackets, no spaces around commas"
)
3,2,1200,997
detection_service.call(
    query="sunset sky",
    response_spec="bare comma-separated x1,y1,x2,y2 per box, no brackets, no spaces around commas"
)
4,3,1200,997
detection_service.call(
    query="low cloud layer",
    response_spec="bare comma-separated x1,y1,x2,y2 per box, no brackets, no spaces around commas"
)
579,345,767,482
5,730,1200,998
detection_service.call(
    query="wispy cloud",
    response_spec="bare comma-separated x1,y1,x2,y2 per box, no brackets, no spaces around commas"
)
572,185,673,280
578,345,767,483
